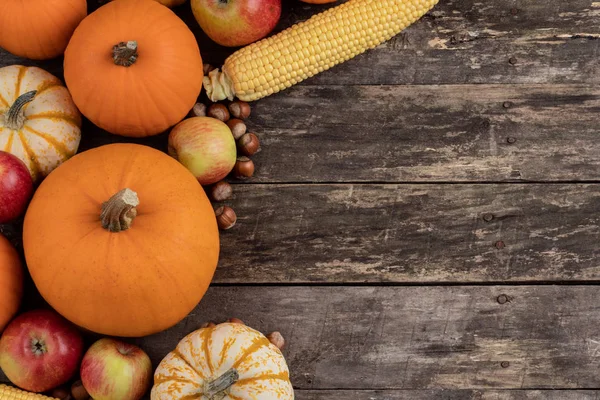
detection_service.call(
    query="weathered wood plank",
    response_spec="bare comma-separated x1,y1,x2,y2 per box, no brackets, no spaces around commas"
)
245,84,600,183
297,390,600,400
214,184,600,283
133,286,600,389
5,286,600,391
2,0,599,86
187,0,600,86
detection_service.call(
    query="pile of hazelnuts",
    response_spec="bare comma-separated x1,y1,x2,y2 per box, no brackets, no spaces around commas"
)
189,93,260,231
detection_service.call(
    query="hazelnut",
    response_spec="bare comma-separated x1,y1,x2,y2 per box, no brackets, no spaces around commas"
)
226,118,247,140
228,100,251,119
50,387,72,400
207,104,230,122
203,63,215,75
209,181,233,202
71,380,90,400
189,103,206,118
238,133,261,157
215,206,237,230
267,332,285,350
233,156,254,179
201,322,217,328
228,318,245,325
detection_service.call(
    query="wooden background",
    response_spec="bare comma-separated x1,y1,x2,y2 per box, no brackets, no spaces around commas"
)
2,0,600,398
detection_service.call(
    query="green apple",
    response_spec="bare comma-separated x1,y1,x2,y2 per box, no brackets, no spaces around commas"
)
168,117,237,185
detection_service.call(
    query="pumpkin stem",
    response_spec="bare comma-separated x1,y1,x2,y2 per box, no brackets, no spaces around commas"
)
113,41,139,67
101,188,140,233
4,90,37,130
205,368,239,398
203,68,236,102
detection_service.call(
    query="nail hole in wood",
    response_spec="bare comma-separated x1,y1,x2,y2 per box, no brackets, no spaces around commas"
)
497,294,510,304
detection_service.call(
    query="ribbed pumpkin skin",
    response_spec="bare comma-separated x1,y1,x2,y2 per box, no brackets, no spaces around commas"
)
23,143,220,337
112,0,188,7
0,66,82,182
152,323,294,399
64,0,203,137
0,235,22,333
0,0,87,60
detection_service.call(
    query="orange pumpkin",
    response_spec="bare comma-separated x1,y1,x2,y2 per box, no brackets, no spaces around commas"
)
64,0,203,137
0,235,23,333
0,0,87,60
23,143,220,337
111,0,188,7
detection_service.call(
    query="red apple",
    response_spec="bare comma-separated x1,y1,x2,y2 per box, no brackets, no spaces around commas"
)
191,0,282,47
168,116,237,185
0,151,33,224
81,338,152,400
0,309,83,392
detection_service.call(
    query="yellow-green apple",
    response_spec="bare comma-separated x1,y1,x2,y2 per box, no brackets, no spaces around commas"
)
0,309,83,392
0,151,33,224
168,116,237,185
80,338,152,400
191,0,282,47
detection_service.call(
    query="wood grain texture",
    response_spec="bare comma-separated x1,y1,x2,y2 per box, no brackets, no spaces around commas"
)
244,84,600,183
5,286,600,391
214,183,600,283
122,286,600,389
297,390,600,400
191,0,600,86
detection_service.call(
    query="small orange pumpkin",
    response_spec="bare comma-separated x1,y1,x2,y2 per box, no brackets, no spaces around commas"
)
152,322,294,399
64,0,203,137
0,235,23,333
0,0,87,60
23,143,220,337
0,65,82,182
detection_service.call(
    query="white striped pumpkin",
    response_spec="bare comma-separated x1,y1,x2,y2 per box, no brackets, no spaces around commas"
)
152,323,294,400
0,65,82,182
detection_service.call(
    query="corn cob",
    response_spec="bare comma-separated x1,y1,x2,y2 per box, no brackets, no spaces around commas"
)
0,385,57,399
204,0,439,102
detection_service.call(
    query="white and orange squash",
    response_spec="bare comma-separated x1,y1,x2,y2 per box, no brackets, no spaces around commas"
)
0,65,82,182
152,322,294,399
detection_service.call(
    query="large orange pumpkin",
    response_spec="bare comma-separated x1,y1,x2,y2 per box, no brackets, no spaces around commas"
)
23,143,220,337
0,235,23,333
111,0,188,7
0,0,87,60
63,0,203,137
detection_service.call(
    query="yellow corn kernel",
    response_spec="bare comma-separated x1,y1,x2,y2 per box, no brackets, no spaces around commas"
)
0,385,57,399
204,0,438,102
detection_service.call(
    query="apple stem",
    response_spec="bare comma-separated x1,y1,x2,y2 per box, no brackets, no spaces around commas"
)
4,90,37,130
205,368,239,398
113,41,139,67
203,69,236,102
101,188,140,233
